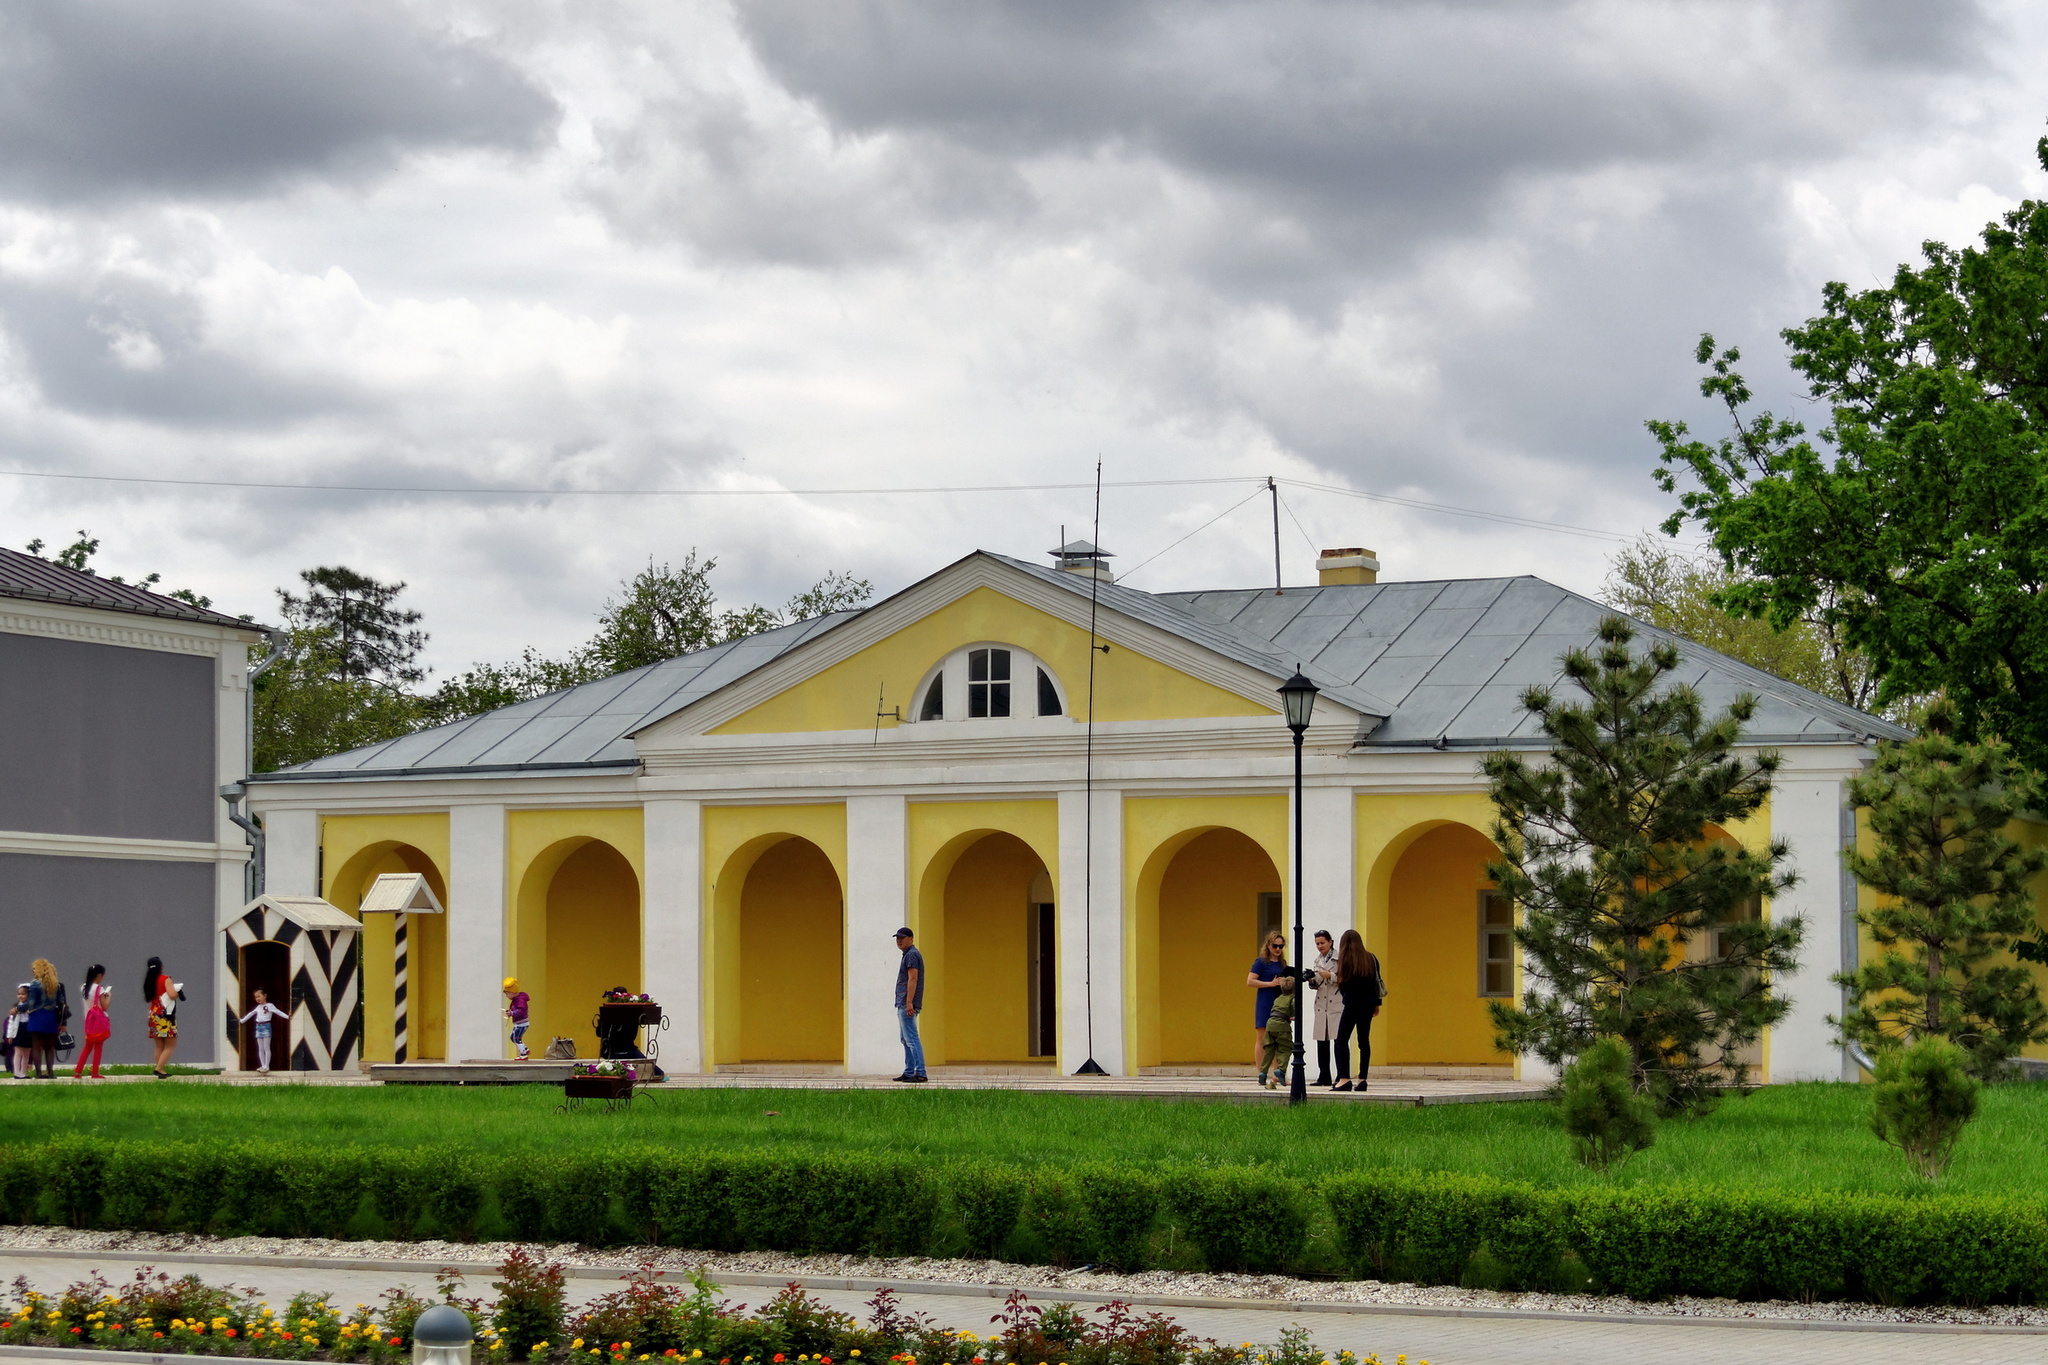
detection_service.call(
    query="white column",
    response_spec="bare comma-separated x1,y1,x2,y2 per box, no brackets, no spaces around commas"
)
1301,784,1356,941
845,795,907,1075
1058,786,1126,1075
643,798,704,1074
262,807,320,896
446,804,507,1062
1769,775,1852,1082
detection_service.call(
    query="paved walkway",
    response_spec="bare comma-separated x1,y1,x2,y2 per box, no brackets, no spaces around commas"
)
5,1249,2040,1365
43,1070,1545,1105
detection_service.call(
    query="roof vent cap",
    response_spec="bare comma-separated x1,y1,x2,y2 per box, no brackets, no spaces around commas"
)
1050,538,1114,583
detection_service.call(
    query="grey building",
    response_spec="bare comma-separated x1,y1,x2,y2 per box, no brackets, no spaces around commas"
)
0,547,264,1067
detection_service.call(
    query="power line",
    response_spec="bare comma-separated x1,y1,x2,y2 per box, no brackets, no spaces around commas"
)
0,467,1251,498
0,463,1633,541
1116,485,1271,581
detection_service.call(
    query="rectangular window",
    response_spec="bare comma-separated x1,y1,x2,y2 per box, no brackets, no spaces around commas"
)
968,647,1011,717
1257,891,1284,949
1713,894,1763,963
1479,890,1513,997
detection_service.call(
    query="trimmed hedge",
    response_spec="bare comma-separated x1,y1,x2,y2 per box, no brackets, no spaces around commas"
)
6,1139,2046,1306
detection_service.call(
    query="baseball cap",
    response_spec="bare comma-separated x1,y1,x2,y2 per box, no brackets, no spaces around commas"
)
893,927,915,938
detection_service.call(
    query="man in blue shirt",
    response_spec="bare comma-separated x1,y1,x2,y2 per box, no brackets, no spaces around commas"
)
893,927,927,1083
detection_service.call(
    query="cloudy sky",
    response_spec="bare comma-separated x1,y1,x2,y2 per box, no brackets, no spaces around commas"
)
1,0,2042,673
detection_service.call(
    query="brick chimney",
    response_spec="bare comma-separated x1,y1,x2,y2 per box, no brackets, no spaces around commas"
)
1316,547,1379,586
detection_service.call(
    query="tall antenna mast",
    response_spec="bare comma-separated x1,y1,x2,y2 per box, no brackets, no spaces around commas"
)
1268,476,1282,594
1075,462,1108,1076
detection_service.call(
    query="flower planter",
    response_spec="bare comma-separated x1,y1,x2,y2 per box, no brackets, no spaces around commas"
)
563,1074,634,1101
597,1000,663,1029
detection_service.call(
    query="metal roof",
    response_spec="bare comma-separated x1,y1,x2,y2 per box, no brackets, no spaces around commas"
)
1159,576,1912,747
254,557,1905,783
256,609,859,780
0,545,259,631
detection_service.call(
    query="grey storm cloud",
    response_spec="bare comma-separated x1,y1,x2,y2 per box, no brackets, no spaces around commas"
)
0,1,558,200
731,0,1993,270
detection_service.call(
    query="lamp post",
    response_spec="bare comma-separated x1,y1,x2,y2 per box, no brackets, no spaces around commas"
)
1277,669,1319,1107
410,1305,474,1365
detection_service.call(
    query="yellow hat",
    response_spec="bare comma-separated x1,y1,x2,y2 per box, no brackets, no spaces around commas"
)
502,977,519,990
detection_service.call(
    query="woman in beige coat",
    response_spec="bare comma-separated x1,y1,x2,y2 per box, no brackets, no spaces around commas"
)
1308,930,1340,1086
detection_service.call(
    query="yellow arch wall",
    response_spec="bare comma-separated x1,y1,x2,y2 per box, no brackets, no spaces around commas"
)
704,805,848,1066
507,809,645,1056
1381,823,1500,1066
539,841,641,1050
322,814,450,1063
908,800,1060,1066
711,586,1275,734
1125,795,1288,1068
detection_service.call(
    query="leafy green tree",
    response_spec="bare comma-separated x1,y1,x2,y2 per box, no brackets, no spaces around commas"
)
22,530,215,607
1485,616,1804,1114
1603,535,1883,713
253,625,427,770
424,557,875,725
1869,1035,1980,1180
1651,133,2048,774
1558,1036,1656,1170
1834,698,2048,1078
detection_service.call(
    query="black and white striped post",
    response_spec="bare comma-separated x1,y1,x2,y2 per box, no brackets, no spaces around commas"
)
357,873,444,1065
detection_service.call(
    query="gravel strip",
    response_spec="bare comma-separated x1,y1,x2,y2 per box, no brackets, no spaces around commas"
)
2,1225,2041,1331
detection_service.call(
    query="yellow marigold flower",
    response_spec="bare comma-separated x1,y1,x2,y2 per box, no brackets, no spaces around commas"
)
574,1340,586,1350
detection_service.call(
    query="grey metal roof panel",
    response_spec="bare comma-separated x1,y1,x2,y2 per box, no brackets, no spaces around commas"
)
0,545,262,631
1302,632,1394,683
1375,684,1487,740
1270,607,1363,663
268,610,863,778
1469,579,1568,635
1380,607,1488,656
1354,651,1444,704
990,555,1396,717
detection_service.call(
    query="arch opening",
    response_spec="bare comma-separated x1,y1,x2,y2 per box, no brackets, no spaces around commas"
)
328,840,447,1063
715,836,844,1064
924,832,1056,1066
516,839,642,1052
1379,822,1502,1067
1138,827,1283,1066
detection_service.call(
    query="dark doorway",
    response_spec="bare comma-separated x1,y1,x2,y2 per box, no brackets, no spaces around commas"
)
1028,901,1056,1057
238,941,290,1070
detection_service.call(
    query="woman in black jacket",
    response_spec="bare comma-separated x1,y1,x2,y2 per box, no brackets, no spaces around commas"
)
1330,928,1385,1092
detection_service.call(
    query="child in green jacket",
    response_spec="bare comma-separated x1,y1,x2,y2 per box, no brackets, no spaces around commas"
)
1259,976,1299,1089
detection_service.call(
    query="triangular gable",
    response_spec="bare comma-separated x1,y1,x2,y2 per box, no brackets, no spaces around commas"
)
356,873,445,915
634,553,1374,742
226,893,360,932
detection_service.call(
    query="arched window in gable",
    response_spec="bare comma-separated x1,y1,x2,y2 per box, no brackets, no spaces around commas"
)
912,645,1065,722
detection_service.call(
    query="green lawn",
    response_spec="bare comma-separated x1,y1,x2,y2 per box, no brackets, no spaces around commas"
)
9,1081,2045,1200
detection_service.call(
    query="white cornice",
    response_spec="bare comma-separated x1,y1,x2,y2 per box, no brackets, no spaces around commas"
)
634,555,1363,743
0,598,261,657
0,829,248,863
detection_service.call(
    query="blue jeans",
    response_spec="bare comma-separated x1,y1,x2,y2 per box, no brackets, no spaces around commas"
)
898,1008,926,1077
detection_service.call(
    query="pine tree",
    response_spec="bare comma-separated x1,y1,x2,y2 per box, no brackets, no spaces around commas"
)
1834,699,2048,1078
1485,616,1803,1114
278,566,427,686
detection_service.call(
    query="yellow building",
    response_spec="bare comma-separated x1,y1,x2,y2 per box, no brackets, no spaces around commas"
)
244,545,1905,1080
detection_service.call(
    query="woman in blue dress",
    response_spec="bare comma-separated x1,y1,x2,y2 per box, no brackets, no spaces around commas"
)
1246,931,1293,1076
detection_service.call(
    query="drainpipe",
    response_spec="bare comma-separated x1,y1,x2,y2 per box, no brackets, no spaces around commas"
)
223,630,289,901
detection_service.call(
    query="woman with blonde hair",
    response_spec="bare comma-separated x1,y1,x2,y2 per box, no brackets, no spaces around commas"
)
22,959,66,1080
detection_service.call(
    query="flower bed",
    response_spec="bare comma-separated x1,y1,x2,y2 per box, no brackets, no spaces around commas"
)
0,1256,1405,1365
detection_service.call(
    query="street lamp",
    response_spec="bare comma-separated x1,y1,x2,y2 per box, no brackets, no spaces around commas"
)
1277,669,1319,1106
